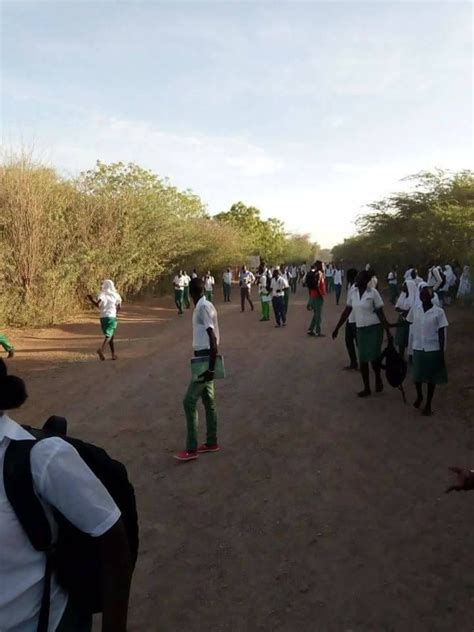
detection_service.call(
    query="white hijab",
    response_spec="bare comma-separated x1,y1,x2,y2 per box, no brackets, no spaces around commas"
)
416,282,440,307
396,279,417,311
101,279,120,299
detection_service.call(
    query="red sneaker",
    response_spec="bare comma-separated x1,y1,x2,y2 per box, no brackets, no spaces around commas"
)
173,450,198,461
197,444,220,454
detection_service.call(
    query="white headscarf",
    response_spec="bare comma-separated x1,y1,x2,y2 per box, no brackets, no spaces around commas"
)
416,281,440,307
444,265,456,287
101,279,120,299
396,279,417,311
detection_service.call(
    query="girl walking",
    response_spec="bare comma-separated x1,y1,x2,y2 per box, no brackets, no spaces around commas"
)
407,285,448,416
258,265,271,321
88,279,122,361
332,270,392,397
394,278,417,358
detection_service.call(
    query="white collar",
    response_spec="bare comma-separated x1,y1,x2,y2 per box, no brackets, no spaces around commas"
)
195,295,207,308
0,413,33,442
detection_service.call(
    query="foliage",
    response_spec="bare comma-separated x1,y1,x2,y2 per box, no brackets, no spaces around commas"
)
332,170,474,276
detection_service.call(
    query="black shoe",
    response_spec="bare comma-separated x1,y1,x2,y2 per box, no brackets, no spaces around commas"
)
307,331,316,337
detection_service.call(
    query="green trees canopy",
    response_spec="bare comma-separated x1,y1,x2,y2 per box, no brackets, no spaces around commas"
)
332,170,474,276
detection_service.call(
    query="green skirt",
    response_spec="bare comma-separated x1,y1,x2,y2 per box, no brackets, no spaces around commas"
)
356,324,383,363
100,317,118,338
395,316,409,348
413,350,448,384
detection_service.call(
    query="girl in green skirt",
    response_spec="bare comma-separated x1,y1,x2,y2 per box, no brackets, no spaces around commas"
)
394,279,416,358
88,279,122,361
333,270,393,397
406,285,448,416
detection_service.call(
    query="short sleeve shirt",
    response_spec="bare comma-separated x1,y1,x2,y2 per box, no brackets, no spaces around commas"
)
406,304,448,351
347,287,384,328
98,292,122,318
192,296,220,350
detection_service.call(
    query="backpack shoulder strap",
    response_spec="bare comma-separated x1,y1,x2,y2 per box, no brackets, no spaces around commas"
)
4,439,53,551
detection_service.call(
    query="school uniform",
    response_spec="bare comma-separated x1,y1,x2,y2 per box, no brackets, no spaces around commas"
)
0,415,120,632
325,266,334,293
173,275,185,313
407,304,448,384
394,280,416,349
239,271,255,311
183,297,220,451
307,272,326,335
0,333,14,354
282,270,292,315
182,273,191,308
258,272,271,321
333,269,343,305
222,271,232,302
204,276,215,303
347,287,384,362
387,271,398,305
98,289,122,337
271,276,288,326
345,284,358,368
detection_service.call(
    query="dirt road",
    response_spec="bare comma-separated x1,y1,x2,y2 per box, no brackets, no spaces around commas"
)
9,285,474,631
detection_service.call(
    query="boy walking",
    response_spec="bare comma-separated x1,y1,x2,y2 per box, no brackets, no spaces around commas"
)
239,265,255,312
175,278,220,461
173,271,185,314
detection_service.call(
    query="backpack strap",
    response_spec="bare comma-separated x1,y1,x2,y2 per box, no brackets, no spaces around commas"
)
4,439,54,632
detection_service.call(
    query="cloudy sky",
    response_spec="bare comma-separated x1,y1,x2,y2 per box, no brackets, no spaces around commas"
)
1,1,472,247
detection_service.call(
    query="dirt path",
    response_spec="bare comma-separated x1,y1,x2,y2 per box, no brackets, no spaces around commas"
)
8,286,474,631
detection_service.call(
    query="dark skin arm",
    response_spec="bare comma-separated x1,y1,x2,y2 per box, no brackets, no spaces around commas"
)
438,327,445,366
332,306,352,339
374,307,394,341
87,294,101,308
199,327,218,382
98,518,133,632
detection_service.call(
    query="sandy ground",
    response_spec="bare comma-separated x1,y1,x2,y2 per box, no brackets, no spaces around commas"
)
6,285,474,632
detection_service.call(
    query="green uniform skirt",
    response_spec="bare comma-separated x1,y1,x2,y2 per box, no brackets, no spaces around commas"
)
413,350,448,384
395,316,409,348
100,317,118,338
356,324,383,363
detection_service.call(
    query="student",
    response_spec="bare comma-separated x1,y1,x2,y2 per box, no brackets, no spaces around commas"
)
222,268,233,302
404,264,415,281
333,264,343,306
332,270,392,397
0,362,132,631
175,278,220,461
270,268,288,328
406,285,448,416
387,265,399,305
182,271,191,309
324,263,334,293
289,265,298,293
0,332,14,358
191,269,198,279
88,280,122,361
457,265,471,305
394,279,417,358
258,265,271,321
281,265,292,316
239,265,255,312
203,271,215,303
300,262,307,285
343,268,359,370
173,270,185,315
443,264,457,305
306,261,326,337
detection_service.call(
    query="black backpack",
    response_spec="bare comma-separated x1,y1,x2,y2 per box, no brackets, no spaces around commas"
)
305,270,317,290
3,416,139,631
380,341,408,402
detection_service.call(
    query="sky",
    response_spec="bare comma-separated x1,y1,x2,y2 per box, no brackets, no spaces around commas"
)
1,1,472,247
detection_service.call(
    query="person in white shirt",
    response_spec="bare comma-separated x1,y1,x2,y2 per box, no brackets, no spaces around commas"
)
0,361,132,632
387,265,399,305
333,264,344,305
182,271,191,309
175,278,220,461
172,270,185,315
325,263,334,294
203,271,215,303
427,263,443,292
332,270,393,397
343,268,359,370
299,262,307,285
281,265,292,316
407,285,448,416
222,268,233,302
88,279,122,361
404,265,415,281
257,264,272,322
394,279,417,358
191,269,198,279
457,265,471,305
239,265,255,312
289,265,298,293
270,268,289,327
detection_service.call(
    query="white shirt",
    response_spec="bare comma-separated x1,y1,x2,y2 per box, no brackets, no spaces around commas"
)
239,271,255,289
270,276,289,298
173,275,185,290
325,266,334,278
388,271,397,284
192,296,220,351
347,284,357,324
333,269,343,285
191,272,198,279
223,272,232,284
406,304,448,351
98,291,122,318
0,415,120,632
347,287,384,328
427,266,443,291
204,276,215,292
182,274,191,287
404,268,414,281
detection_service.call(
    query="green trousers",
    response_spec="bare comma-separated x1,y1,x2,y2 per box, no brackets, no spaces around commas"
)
308,297,324,334
260,299,270,320
0,333,13,353
205,291,214,303
183,379,218,451
174,289,184,313
183,286,190,308
284,287,290,315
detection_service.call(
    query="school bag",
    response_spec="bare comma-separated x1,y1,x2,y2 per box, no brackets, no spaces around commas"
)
3,415,139,632
305,270,317,290
380,340,407,403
